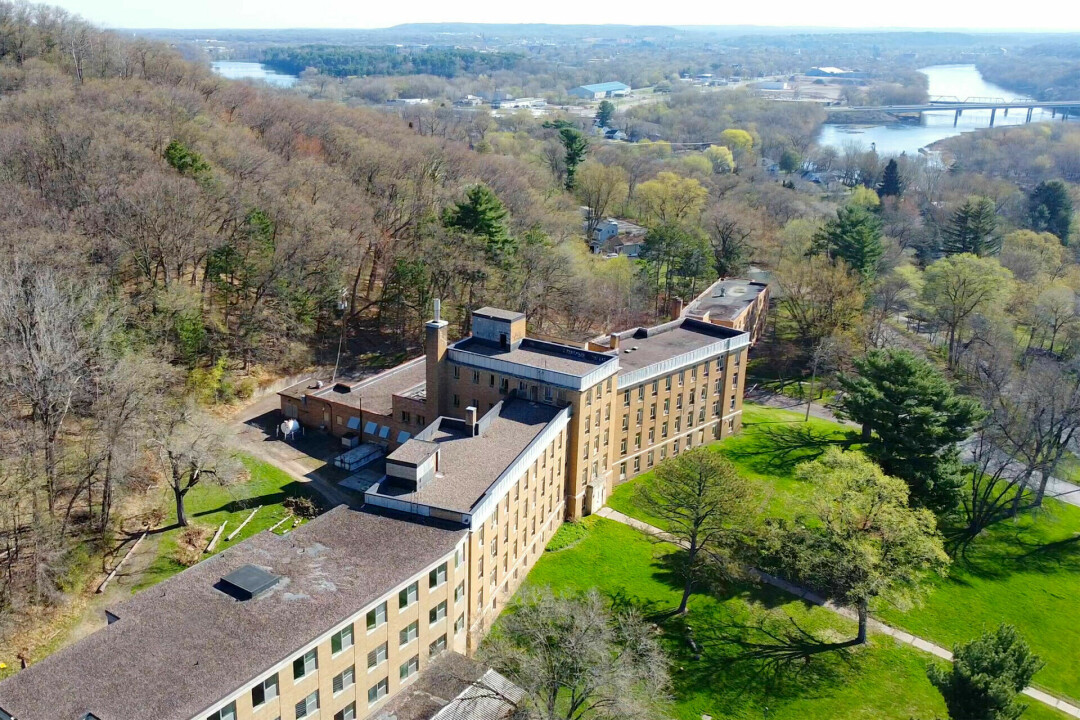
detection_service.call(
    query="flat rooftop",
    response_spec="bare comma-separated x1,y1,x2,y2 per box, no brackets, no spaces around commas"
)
280,356,427,415
686,278,768,322
611,318,747,378
368,400,561,514
452,337,613,377
0,506,465,720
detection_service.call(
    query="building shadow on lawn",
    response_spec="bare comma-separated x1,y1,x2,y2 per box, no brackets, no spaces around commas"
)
725,422,859,476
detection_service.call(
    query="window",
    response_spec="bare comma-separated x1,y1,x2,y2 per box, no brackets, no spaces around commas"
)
648,428,654,443
620,438,627,454
399,581,418,609
429,562,447,589
638,386,644,401
453,365,460,379
368,678,389,705
251,674,278,708
732,372,739,388
455,546,463,568
331,624,354,655
500,377,509,393
634,432,641,449
333,665,355,695
662,422,668,438
649,403,656,420
676,395,682,410
452,394,460,408
367,642,387,669
400,411,411,424
675,417,681,432
206,703,236,720
455,580,465,603
472,370,480,384
663,399,669,415
674,439,680,454
293,649,317,681
489,373,495,387
334,703,357,720
730,397,736,411
651,380,658,396
647,451,654,467
400,620,419,646
622,415,629,430
429,600,447,624
665,376,672,390
430,633,448,656
634,456,641,472
399,655,419,681
455,613,466,633
295,690,319,719
366,601,386,631
417,415,425,426
623,390,630,406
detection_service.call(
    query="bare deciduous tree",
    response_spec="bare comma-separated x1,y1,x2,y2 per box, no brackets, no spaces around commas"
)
480,588,669,720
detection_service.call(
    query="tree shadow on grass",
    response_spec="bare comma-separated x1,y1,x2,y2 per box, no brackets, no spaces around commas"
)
940,511,1080,584
644,548,860,712
725,423,859,477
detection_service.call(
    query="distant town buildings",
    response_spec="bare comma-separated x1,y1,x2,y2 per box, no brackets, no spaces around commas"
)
569,81,631,99
492,97,547,109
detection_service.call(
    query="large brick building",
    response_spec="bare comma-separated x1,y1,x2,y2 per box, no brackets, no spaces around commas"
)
0,303,753,720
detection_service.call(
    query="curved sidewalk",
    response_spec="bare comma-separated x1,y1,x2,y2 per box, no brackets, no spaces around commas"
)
595,506,1080,719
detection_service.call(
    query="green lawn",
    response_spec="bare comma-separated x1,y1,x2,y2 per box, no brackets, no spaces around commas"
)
134,455,319,591
877,500,1080,703
609,403,861,523
608,403,1080,705
520,517,1069,720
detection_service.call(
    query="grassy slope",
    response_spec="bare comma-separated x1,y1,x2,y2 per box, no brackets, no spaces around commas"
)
608,403,1080,704
134,455,317,591
525,517,1068,720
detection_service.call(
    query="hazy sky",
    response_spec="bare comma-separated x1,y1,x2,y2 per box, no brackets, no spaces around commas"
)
57,0,1080,31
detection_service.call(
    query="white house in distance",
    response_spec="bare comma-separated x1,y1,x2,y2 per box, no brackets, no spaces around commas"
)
586,217,647,257
569,81,631,99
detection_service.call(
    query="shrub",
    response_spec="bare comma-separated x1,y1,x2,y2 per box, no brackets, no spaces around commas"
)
175,525,212,567
284,495,319,519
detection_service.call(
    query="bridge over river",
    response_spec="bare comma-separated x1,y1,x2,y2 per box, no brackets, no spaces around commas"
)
836,96,1080,127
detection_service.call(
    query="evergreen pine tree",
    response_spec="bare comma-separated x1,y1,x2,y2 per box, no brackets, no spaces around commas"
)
943,196,999,256
1028,180,1073,245
810,204,884,282
877,158,903,198
929,625,1043,720
443,184,514,260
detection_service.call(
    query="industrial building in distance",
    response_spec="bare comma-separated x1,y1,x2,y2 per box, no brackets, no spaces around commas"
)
0,289,760,720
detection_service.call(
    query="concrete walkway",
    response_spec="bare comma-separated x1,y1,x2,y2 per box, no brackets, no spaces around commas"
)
594,506,1080,719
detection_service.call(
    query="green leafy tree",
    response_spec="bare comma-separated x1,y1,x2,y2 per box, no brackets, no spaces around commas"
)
929,625,1044,720
719,128,754,167
543,119,589,190
704,145,734,174
595,100,615,127
163,139,211,181
877,158,903,198
839,349,985,515
764,448,949,645
1028,180,1073,245
636,172,708,226
779,148,802,174
943,196,999,256
811,204,884,282
920,254,1014,370
443,184,514,260
638,448,757,614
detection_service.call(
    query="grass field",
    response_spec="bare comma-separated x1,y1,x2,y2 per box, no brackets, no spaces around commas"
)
608,403,861,524
134,454,319,591
608,403,1080,704
522,517,1068,720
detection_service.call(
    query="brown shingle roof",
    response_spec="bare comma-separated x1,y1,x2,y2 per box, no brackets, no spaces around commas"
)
0,507,465,720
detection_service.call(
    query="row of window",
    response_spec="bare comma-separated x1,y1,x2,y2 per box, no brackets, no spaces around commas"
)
621,354,741,407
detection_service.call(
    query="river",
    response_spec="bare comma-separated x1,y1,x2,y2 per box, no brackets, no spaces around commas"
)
816,64,1070,156
210,61,298,87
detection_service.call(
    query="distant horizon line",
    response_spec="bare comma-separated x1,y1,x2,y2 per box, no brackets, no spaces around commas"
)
113,22,1080,35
